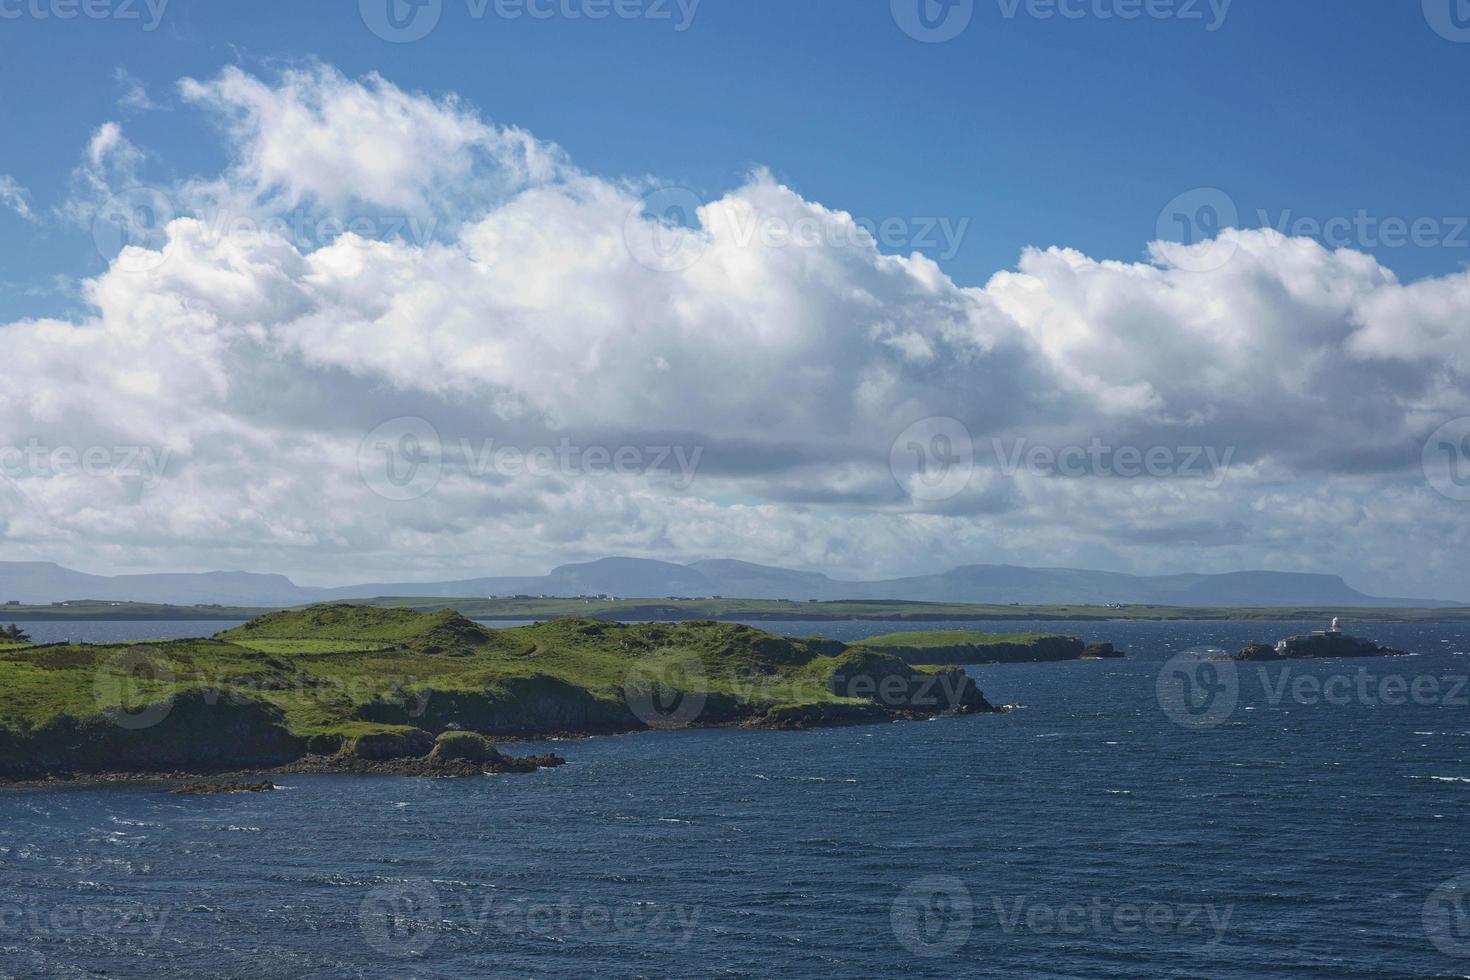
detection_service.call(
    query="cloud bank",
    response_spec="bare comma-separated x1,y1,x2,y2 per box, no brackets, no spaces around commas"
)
2,63,1467,597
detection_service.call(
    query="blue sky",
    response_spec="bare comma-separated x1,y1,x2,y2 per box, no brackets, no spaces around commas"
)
2,1,1468,323
1,1,1468,597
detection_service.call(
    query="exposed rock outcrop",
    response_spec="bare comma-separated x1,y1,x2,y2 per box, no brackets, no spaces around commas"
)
823,651,998,717
0,690,303,781
172,781,276,794
1235,632,1408,661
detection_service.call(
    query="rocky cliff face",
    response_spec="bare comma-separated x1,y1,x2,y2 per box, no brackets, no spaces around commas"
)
823,650,997,716
0,690,303,780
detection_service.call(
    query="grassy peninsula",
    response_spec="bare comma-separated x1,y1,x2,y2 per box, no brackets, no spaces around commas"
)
0,605,1003,782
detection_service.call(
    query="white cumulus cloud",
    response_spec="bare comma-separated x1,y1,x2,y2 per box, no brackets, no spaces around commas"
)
2,62,1468,599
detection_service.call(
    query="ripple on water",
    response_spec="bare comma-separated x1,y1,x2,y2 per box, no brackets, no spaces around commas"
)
2,619,1469,977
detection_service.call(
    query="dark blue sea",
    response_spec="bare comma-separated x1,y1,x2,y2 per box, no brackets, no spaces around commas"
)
3,619,1470,978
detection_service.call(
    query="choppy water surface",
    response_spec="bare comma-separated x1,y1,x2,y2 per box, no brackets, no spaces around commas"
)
3,619,1469,977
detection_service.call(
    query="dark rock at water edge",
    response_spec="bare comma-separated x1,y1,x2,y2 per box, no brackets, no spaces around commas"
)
172,781,275,795
0,690,305,781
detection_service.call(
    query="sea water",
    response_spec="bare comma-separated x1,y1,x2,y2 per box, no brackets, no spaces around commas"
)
2,620,1468,977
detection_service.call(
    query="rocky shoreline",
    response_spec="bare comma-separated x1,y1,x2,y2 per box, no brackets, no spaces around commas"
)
0,736,570,790
0,701,996,789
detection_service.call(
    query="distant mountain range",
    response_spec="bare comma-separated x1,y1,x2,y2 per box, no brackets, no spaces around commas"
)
0,558,1461,609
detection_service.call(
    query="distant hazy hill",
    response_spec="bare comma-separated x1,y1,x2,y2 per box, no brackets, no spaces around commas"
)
0,558,1458,609
0,562,316,606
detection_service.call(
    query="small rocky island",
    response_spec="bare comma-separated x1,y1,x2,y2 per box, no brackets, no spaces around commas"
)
857,630,1124,666
1235,621,1408,661
0,605,1025,784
